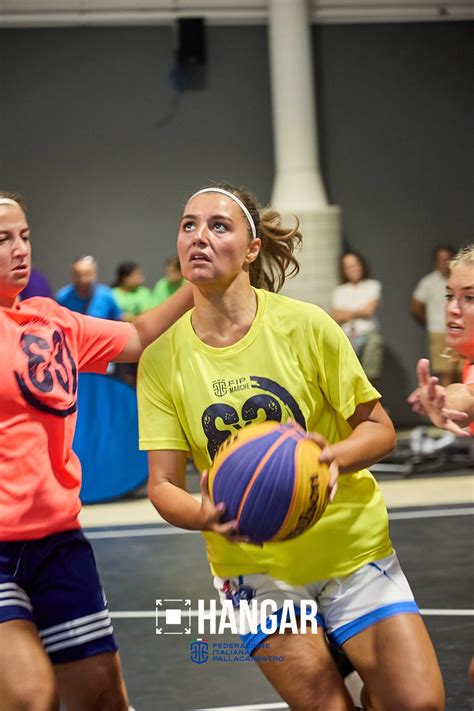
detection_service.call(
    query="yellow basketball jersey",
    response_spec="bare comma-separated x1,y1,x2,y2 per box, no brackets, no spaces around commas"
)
138,289,393,584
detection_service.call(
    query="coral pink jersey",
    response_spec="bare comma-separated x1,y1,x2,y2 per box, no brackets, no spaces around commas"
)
463,360,474,435
0,298,132,540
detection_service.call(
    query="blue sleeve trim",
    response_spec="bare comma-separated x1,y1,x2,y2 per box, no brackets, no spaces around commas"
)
0,606,33,624
240,605,325,656
328,601,420,647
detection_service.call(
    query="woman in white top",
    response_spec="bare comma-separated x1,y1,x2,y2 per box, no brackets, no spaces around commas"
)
332,252,383,386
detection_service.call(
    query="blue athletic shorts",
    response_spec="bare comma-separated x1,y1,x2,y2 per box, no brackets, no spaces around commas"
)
0,529,117,664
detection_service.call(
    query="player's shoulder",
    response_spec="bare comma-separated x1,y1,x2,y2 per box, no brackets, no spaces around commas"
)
13,297,84,334
21,296,65,318
262,289,332,327
142,309,192,361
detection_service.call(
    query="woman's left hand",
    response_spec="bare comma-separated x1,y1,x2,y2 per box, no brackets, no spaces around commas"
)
308,432,339,503
410,359,469,436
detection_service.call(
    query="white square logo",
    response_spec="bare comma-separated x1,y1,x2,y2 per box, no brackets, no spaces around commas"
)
155,599,192,635
165,608,182,625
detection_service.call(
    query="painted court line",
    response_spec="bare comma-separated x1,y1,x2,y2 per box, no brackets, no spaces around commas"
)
110,609,474,619
86,507,474,539
87,527,194,539
388,507,474,520
193,704,288,711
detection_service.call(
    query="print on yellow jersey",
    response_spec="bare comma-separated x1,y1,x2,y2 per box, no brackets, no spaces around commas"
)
203,375,305,460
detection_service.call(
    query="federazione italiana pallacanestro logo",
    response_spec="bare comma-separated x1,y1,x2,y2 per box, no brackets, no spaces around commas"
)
190,638,209,664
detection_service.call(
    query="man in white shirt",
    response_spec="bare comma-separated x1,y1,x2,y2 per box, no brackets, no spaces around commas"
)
410,245,460,386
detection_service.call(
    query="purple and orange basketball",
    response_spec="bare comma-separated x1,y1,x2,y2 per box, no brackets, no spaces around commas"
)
207,421,330,543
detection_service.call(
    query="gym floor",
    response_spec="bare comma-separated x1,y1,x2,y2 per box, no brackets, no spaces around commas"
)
80,469,474,711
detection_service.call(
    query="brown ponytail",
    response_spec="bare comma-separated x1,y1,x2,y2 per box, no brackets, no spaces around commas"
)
250,207,301,292
194,182,302,292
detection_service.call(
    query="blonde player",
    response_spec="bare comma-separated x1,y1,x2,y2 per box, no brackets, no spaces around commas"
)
409,245,474,435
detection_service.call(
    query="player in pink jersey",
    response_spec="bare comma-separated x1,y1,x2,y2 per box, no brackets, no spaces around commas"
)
409,245,473,691
0,191,192,710
408,245,474,435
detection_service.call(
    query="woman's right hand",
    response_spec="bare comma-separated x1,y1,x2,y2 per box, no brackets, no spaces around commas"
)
199,471,255,544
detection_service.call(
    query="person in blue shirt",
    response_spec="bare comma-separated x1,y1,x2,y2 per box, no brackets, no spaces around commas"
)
56,255,122,319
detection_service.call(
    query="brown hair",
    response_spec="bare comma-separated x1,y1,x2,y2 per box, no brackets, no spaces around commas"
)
190,182,302,292
339,251,370,283
434,244,456,260
0,190,27,212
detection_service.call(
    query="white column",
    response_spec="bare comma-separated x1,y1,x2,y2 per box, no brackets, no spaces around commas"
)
268,0,341,310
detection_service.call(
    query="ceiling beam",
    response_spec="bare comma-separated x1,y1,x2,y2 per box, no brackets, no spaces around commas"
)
0,2,472,27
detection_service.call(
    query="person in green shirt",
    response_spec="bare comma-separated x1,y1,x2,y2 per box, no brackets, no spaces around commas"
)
112,261,152,385
150,255,185,307
112,261,151,321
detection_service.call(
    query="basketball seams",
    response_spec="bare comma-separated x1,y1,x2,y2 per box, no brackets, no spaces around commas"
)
208,421,329,542
212,422,301,465
209,427,284,511
236,428,296,526
209,422,284,480
270,437,302,541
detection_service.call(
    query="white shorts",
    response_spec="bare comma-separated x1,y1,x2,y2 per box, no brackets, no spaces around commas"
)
214,551,419,654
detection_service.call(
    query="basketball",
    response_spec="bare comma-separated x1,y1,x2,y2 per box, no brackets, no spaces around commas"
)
207,421,330,542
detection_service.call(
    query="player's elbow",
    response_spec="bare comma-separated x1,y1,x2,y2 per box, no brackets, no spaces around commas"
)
383,421,397,457
147,477,166,508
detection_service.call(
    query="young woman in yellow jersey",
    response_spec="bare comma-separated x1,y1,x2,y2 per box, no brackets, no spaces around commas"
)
138,183,444,711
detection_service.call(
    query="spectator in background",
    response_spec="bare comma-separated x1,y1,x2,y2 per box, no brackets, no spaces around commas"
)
149,255,184,307
332,251,383,387
111,262,152,386
20,266,52,300
56,255,122,320
410,245,460,386
112,261,151,321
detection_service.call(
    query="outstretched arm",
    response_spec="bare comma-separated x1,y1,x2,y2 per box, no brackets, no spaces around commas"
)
408,359,472,435
115,283,193,362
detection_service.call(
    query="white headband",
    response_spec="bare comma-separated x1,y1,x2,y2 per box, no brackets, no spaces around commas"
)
0,198,20,207
190,187,257,238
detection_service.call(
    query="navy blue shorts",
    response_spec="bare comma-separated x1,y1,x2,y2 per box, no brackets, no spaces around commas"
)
0,529,117,664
